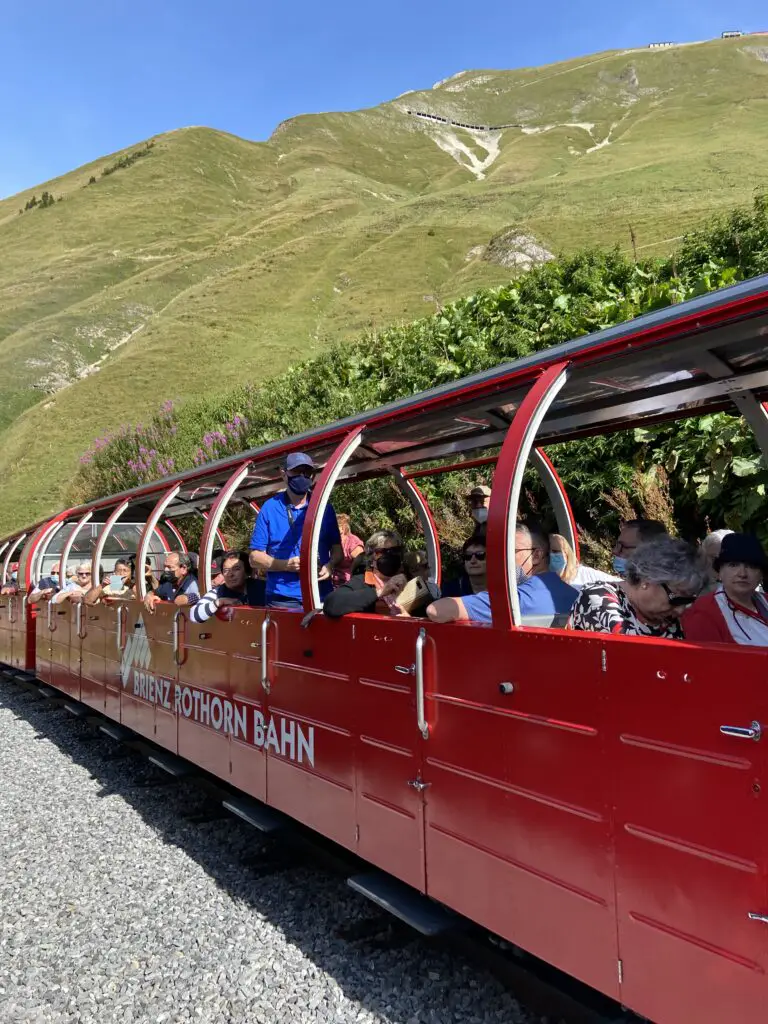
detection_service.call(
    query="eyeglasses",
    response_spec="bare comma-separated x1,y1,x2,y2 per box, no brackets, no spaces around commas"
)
465,552,486,562
660,582,696,608
76,571,91,577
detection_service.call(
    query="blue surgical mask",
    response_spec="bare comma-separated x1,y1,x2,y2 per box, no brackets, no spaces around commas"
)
549,553,567,574
612,555,627,576
287,474,312,496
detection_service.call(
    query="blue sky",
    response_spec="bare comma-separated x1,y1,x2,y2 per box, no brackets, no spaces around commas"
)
1,0,765,198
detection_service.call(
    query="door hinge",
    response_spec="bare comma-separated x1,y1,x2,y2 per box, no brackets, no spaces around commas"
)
601,649,607,673
617,958,623,984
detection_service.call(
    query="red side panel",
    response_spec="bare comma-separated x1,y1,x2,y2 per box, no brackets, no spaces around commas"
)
424,625,618,998
266,611,356,848
80,606,108,711
48,604,77,697
346,615,427,891
35,601,53,684
608,638,768,1024
120,604,176,744
0,596,12,665
102,604,124,721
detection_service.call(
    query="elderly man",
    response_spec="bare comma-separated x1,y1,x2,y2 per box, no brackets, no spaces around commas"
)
427,522,578,626
29,561,61,602
144,552,199,612
52,563,92,603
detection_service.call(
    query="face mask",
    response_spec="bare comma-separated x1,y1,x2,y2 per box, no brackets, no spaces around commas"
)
159,570,175,586
375,551,403,578
287,474,313,496
612,556,627,576
549,553,567,574
515,564,527,585
472,507,489,525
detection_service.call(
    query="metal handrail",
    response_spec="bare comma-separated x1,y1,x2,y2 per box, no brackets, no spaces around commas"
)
261,614,271,694
415,628,429,740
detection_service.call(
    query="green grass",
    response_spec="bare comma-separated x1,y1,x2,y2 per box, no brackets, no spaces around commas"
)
1,36,768,534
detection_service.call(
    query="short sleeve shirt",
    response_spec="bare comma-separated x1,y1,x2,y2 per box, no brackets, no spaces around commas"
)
249,493,341,602
460,573,578,625
569,581,683,639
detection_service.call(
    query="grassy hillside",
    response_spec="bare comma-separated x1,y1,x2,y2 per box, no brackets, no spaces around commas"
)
1,35,768,533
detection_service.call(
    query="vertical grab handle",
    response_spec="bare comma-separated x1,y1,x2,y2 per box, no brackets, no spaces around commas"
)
116,605,125,651
75,601,86,639
261,614,271,694
8,595,15,624
415,627,429,740
21,595,28,622
173,609,186,666
47,599,54,631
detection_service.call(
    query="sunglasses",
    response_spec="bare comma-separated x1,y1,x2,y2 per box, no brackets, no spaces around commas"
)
76,571,91,576
465,551,486,562
660,582,696,608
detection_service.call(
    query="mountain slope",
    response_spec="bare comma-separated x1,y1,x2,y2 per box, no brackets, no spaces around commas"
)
1,36,768,533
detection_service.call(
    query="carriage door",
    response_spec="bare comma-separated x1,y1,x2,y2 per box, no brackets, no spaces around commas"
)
348,615,429,892
608,638,768,1024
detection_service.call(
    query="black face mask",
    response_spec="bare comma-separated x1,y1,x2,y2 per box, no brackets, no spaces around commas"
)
375,550,403,578
158,570,175,586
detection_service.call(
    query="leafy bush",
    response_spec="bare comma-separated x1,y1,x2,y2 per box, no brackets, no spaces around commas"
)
70,195,768,554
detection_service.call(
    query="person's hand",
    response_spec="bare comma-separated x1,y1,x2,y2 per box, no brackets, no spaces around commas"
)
69,590,85,603
389,603,411,618
380,573,407,598
216,597,240,608
40,588,54,598
317,563,331,582
144,591,160,614
285,556,301,572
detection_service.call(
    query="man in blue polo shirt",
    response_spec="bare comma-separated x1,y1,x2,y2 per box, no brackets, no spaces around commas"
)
426,522,577,626
249,453,342,609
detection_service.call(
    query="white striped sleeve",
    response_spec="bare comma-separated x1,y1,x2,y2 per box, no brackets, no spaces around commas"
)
189,589,219,623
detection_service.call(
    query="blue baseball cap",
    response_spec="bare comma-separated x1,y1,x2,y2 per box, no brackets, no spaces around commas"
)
284,452,316,472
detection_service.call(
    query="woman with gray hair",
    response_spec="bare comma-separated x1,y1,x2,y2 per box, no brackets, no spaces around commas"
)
323,529,408,618
569,537,703,638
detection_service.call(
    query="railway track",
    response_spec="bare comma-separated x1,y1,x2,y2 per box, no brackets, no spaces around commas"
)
1,664,639,1024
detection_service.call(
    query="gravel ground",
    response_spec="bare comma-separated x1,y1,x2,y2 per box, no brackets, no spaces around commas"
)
0,681,536,1024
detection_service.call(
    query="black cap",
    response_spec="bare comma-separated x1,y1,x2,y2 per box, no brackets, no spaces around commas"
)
714,533,768,571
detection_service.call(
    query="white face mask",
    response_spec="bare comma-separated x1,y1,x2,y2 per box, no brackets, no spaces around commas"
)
472,507,489,525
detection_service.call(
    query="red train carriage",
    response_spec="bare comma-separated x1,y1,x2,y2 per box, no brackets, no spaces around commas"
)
4,274,768,1024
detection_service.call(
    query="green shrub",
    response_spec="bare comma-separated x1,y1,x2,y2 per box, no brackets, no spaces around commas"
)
70,194,768,554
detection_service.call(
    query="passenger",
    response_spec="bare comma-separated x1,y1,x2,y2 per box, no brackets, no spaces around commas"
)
441,533,487,598
426,523,578,625
683,533,768,645
249,453,342,609
52,562,92,604
467,484,491,526
549,534,618,588
700,528,734,592
403,549,431,583
612,518,667,576
85,559,133,604
569,536,702,638
210,555,225,588
332,514,364,587
29,561,61,602
323,530,408,618
190,551,265,623
144,552,200,612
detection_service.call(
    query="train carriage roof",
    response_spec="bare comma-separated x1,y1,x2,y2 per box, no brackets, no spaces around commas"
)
5,273,768,539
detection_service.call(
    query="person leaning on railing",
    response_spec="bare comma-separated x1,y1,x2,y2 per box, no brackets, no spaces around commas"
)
52,562,93,604
324,530,410,618
144,552,199,613
189,550,265,623
569,537,703,638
